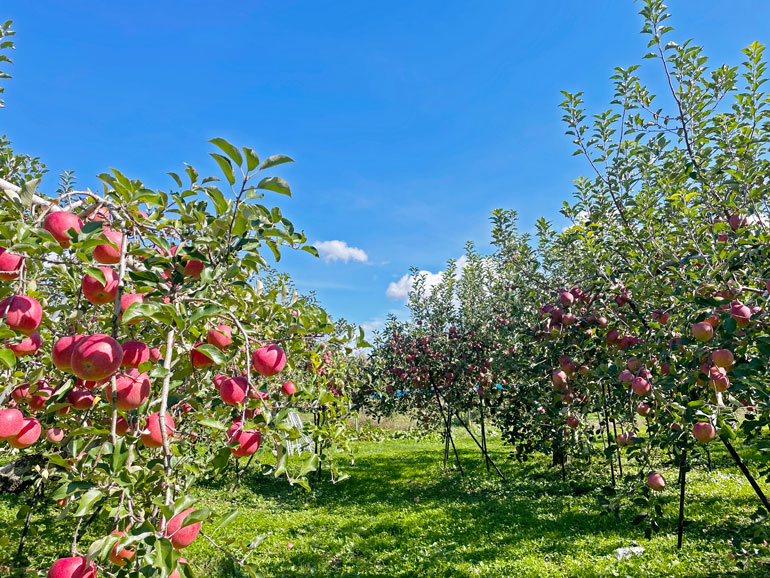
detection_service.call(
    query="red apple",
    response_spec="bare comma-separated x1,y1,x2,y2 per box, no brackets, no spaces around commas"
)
71,334,123,381
0,247,24,280
10,331,42,357
108,530,136,567
43,211,84,249
213,373,228,391
632,377,651,396
220,376,247,406
730,301,752,327
105,370,151,410
647,472,666,491
618,369,634,383
47,427,64,443
691,321,714,342
711,348,734,368
551,369,568,391
226,422,262,457
121,293,145,324
252,344,287,376
149,347,162,362
68,389,97,410
93,229,123,264
281,381,297,396
28,381,54,410
121,340,150,368
81,267,119,305
206,325,232,350
566,416,579,429
0,408,24,439
52,335,85,372
0,295,42,334
7,417,41,448
169,559,189,578
636,403,651,417
692,421,716,443
165,507,201,549
46,556,96,578
190,343,215,369
141,411,175,448
115,416,130,436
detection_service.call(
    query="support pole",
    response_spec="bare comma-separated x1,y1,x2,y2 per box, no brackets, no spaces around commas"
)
722,437,770,514
677,450,687,550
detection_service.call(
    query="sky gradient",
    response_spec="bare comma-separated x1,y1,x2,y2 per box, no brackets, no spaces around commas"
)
4,1,770,334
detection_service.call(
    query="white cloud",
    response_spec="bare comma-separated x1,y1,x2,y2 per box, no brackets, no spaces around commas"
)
386,255,468,301
360,318,385,333
314,240,368,264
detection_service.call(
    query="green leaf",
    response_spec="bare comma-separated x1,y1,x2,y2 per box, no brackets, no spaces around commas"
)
256,176,291,197
243,147,260,172
213,509,240,532
205,187,228,216
210,153,236,186
189,304,226,325
209,138,243,168
0,348,16,369
197,417,228,431
260,154,294,171
74,488,103,517
168,172,183,188
122,302,161,324
193,344,226,365
84,265,106,286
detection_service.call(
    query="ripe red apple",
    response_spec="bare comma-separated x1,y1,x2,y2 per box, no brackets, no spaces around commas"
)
184,259,204,278
636,403,651,417
691,321,714,342
120,293,145,324
105,371,151,410
618,369,634,383
121,340,150,368
220,376,247,406
646,472,666,491
708,366,730,392
141,411,175,448
730,301,752,327
93,229,123,264
46,556,96,578
149,347,162,362
213,373,228,391
28,381,54,410
206,325,232,350
190,343,215,369
108,530,136,567
0,408,24,439
729,214,747,231
560,291,574,307
11,383,31,403
71,334,123,381
566,416,579,429
43,211,84,249
606,329,620,345
626,357,642,372
631,377,651,396
551,369,568,391
226,422,262,457
252,344,287,376
0,247,24,280
10,331,42,357
0,295,43,334
7,417,41,448
81,267,119,305
47,427,64,443
616,432,632,447
281,381,297,396
68,389,97,410
692,421,716,444
52,335,85,372
711,348,734,368
115,416,130,436
165,507,201,549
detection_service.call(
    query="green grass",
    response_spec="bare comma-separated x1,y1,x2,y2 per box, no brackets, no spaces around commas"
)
2,431,769,577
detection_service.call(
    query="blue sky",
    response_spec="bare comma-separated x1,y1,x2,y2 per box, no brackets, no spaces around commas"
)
4,1,770,334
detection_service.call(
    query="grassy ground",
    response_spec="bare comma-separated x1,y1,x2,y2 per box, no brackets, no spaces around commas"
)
2,429,769,577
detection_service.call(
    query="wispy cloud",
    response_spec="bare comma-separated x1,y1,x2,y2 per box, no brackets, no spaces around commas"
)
314,240,369,264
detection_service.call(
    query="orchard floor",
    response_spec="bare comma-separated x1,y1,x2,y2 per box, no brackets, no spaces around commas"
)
2,430,770,577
